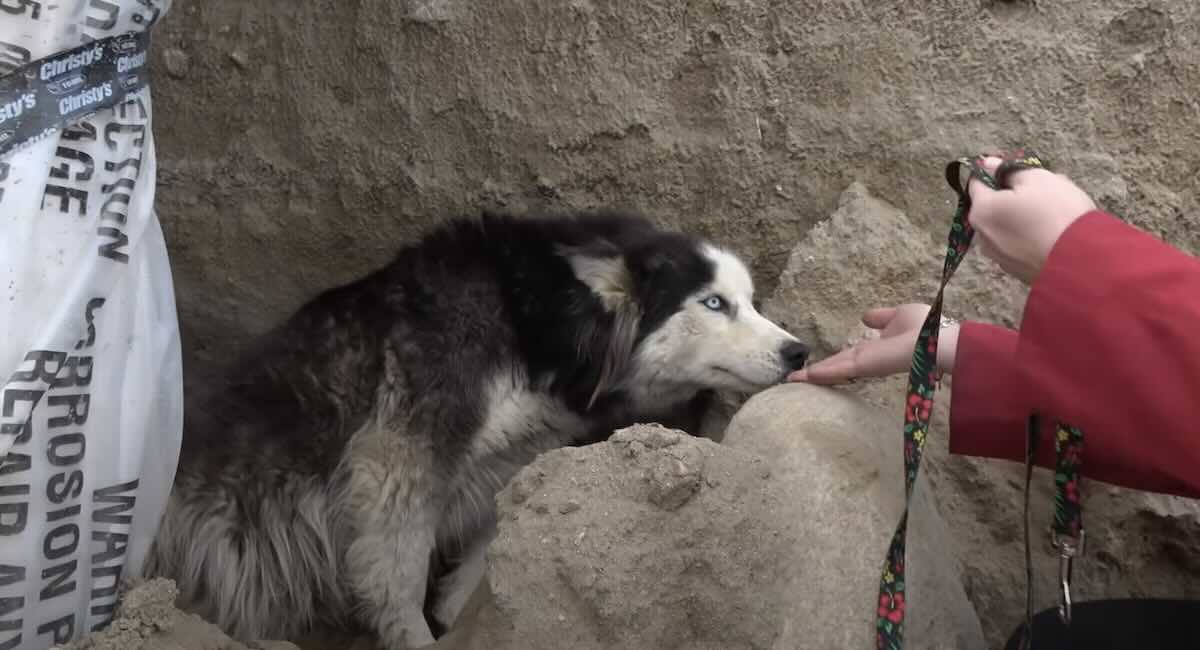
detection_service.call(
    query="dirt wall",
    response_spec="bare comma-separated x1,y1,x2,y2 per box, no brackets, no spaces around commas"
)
147,0,1200,401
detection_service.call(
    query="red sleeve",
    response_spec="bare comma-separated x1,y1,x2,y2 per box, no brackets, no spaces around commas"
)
949,210,1200,499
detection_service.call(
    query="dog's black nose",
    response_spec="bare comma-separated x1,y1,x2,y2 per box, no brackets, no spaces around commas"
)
781,341,809,371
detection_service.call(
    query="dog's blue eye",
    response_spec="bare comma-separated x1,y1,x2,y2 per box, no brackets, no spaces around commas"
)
702,295,726,311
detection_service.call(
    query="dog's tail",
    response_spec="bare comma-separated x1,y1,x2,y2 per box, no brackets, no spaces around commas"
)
141,479,351,640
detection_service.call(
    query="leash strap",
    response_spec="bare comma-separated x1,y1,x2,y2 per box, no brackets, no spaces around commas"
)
1014,414,1085,648
875,151,1086,650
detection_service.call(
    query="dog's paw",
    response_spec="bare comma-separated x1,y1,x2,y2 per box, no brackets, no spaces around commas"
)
378,616,436,650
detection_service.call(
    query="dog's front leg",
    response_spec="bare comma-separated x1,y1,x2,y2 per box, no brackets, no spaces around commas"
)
431,527,494,631
347,519,436,648
344,443,440,648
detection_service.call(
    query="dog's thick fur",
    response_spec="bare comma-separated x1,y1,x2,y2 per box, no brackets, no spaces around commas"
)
143,211,808,648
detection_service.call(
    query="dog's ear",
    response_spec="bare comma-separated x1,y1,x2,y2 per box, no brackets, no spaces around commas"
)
634,249,675,276
559,244,641,410
624,241,686,287
561,243,633,311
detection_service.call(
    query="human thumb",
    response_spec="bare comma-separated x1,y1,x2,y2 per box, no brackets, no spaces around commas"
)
966,156,1005,205
861,306,897,330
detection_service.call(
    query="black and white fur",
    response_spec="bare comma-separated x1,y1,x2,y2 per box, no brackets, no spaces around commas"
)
143,210,809,648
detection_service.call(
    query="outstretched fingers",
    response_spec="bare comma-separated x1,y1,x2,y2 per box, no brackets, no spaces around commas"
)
788,346,860,384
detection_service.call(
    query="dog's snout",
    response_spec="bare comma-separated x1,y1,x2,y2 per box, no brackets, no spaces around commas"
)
780,341,809,371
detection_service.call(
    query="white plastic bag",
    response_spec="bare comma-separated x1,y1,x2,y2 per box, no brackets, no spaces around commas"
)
0,2,182,648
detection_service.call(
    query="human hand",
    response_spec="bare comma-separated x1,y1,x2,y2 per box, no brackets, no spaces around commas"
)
786,303,960,384
967,156,1097,284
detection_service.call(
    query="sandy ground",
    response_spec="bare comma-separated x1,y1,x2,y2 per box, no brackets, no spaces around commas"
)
54,578,296,650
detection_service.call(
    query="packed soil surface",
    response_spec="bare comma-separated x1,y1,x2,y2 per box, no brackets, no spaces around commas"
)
148,0,1200,404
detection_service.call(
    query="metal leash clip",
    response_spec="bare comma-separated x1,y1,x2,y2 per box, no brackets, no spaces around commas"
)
1051,528,1086,624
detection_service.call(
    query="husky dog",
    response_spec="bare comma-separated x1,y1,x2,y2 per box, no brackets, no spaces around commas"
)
143,210,809,649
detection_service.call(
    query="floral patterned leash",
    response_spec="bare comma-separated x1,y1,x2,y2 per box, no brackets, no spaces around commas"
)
874,151,1086,650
